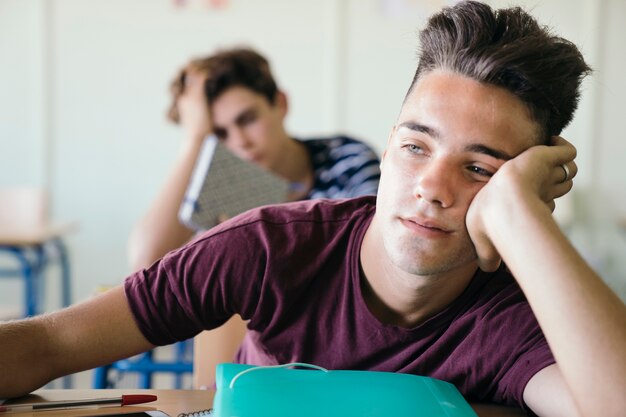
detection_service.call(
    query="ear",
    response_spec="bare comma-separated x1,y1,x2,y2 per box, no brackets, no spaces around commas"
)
387,125,396,146
274,90,288,119
380,126,396,169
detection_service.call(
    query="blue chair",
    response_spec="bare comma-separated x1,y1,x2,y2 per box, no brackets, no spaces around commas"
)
93,341,193,389
0,187,75,317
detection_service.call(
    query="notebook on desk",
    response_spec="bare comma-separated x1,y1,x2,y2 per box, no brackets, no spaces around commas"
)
179,135,289,231
211,362,478,417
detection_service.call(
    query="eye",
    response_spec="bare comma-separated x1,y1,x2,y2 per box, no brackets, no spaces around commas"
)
237,111,258,126
403,144,425,155
214,128,227,140
467,165,494,178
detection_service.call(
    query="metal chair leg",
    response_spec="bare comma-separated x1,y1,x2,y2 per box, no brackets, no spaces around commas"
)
137,351,155,389
93,364,113,388
9,247,37,317
52,238,71,308
92,346,193,389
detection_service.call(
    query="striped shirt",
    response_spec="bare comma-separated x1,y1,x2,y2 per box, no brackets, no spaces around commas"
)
299,135,381,199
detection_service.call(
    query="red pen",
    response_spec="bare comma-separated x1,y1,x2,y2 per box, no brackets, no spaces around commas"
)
0,394,157,413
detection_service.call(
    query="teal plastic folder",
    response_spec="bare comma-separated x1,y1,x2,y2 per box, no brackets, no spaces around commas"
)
213,363,478,417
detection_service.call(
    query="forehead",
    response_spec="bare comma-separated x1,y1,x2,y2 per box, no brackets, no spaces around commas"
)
211,86,271,123
399,71,540,154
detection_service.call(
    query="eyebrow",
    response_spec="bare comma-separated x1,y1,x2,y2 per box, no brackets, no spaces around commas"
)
398,122,439,138
397,121,512,161
464,144,512,161
213,106,257,132
235,107,257,124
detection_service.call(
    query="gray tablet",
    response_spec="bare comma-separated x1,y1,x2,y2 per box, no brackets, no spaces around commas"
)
179,135,289,231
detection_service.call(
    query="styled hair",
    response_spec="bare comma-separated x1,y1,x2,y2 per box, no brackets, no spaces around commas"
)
167,47,278,123
409,1,591,141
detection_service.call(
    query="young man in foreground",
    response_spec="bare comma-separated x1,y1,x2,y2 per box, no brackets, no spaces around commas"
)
1,2,625,416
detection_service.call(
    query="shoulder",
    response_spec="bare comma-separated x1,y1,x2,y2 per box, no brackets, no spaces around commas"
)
187,196,377,246
300,136,381,198
228,196,377,227
300,135,379,159
158,197,376,319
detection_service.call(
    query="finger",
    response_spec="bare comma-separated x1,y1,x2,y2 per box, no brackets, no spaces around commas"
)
565,160,578,180
554,164,568,184
549,180,574,200
477,255,502,273
553,163,569,184
549,136,577,164
543,179,573,206
552,161,578,185
550,135,575,149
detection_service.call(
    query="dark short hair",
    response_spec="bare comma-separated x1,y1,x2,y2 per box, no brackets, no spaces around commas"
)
167,48,278,123
408,1,591,141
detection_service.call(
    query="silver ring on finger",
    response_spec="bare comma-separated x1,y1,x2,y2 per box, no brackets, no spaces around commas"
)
560,164,570,183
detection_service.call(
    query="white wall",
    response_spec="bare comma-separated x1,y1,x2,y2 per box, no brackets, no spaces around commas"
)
1,0,625,311
0,0,47,186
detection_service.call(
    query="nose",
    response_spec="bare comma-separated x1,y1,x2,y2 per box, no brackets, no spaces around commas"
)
228,127,253,151
414,159,455,208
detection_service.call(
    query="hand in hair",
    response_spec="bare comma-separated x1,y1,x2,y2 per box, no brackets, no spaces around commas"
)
175,64,214,142
166,59,214,143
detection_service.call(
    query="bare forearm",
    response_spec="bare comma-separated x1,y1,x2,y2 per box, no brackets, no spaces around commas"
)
0,287,155,398
488,195,626,416
128,134,204,269
0,318,60,397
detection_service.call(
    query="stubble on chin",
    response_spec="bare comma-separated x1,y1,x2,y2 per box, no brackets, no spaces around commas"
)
384,231,478,277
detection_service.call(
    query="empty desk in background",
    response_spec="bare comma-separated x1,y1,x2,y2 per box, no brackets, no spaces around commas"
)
0,222,76,317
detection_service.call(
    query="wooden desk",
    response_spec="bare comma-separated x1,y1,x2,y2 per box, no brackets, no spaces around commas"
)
0,222,77,246
4,388,530,417
4,389,214,417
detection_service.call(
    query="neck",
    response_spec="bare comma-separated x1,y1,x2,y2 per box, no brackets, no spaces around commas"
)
272,137,313,198
360,217,479,328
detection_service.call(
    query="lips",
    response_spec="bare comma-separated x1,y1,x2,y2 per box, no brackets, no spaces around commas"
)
401,216,452,234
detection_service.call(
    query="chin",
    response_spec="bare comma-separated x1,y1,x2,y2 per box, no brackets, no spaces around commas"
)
387,242,476,277
396,258,447,276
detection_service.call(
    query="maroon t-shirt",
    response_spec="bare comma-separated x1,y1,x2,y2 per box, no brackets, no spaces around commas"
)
125,196,554,408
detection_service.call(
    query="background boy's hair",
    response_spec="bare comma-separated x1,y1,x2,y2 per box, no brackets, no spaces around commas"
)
167,47,278,124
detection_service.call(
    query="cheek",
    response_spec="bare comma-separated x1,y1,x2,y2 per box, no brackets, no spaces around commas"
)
239,125,266,149
249,119,275,144
456,182,486,219
379,164,413,201
465,180,487,201
382,156,420,190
